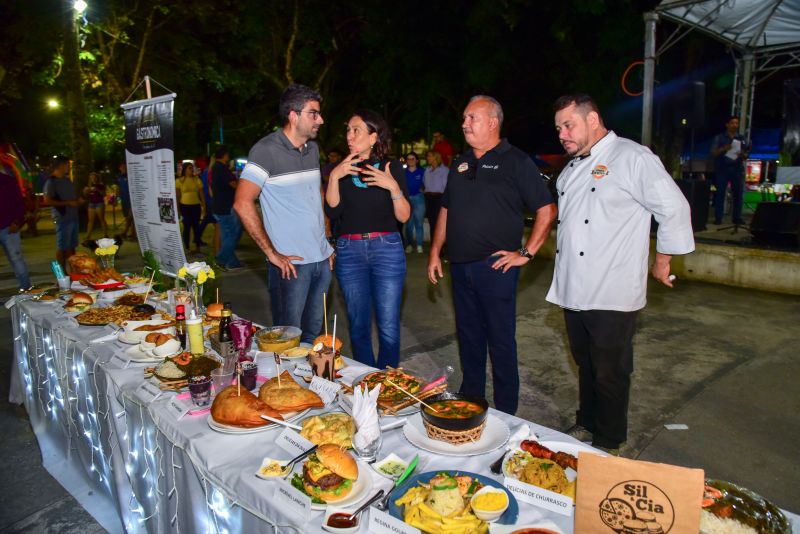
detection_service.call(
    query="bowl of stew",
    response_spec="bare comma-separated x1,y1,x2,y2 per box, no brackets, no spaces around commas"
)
420,392,489,431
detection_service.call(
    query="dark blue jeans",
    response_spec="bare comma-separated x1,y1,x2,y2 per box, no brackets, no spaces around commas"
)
214,212,243,268
451,256,520,415
335,232,406,368
268,259,332,344
714,163,745,223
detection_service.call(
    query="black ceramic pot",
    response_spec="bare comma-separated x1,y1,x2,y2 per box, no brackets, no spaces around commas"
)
420,392,489,431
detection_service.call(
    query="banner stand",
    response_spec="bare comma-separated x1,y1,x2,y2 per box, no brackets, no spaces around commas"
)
121,84,186,277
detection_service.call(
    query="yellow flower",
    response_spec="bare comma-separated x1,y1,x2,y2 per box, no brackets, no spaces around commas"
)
207,268,215,280
177,267,188,279
95,245,119,256
197,270,208,284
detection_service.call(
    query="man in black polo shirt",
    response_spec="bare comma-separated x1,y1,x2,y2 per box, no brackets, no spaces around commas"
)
428,95,556,415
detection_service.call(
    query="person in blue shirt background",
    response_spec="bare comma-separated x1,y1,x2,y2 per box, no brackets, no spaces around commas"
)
403,151,425,253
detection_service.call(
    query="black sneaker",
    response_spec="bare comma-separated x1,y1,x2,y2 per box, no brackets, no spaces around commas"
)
564,424,593,442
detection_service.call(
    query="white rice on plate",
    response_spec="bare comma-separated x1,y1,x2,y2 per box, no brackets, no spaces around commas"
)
700,510,757,534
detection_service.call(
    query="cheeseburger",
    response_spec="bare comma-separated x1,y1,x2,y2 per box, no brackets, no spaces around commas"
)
302,444,358,502
64,291,93,312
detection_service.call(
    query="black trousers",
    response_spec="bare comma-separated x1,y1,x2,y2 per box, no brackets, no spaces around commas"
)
564,309,638,448
424,193,443,240
451,257,520,415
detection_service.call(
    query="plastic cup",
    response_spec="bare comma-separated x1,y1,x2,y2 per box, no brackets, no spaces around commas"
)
188,376,212,407
308,347,335,381
57,276,72,291
211,368,234,394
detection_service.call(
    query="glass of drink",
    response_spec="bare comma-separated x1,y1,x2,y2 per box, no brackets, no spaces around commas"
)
229,319,254,362
240,361,258,391
308,346,335,381
57,276,72,292
188,375,212,406
211,368,234,395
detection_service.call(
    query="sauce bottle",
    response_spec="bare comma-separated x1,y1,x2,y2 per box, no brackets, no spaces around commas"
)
174,304,187,349
218,307,235,361
186,309,204,356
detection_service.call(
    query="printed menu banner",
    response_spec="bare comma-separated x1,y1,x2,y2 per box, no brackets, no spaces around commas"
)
575,453,704,534
121,93,186,276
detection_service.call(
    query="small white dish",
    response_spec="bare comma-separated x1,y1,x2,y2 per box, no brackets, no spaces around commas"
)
372,453,408,480
254,457,291,479
322,507,361,533
470,486,509,522
139,340,156,351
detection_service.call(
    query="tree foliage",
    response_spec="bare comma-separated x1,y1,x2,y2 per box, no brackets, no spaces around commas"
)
8,0,750,169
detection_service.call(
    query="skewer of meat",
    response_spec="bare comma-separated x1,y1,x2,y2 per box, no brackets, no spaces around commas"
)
520,439,579,471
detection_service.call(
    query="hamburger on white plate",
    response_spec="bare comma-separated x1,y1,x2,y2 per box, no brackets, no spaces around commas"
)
302,444,359,503
64,291,94,312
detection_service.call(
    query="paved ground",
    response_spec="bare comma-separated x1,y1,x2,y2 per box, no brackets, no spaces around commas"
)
1,211,798,532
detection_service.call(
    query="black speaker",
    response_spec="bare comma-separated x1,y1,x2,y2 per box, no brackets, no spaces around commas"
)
750,202,800,248
677,178,710,232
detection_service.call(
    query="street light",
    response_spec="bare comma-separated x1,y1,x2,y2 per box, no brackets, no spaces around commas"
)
47,98,60,109
73,0,87,14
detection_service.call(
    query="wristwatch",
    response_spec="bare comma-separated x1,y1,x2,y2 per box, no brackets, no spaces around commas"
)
518,247,533,259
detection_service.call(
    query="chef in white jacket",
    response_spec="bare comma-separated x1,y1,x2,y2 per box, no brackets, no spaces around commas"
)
547,94,694,454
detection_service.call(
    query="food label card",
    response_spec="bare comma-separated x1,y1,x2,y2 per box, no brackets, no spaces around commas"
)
309,376,341,406
135,380,163,404
164,396,192,421
293,362,313,377
4,296,18,309
276,427,315,457
273,479,311,525
575,453,703,534
369,507,421,534
504,476,574,516
107,352,131,369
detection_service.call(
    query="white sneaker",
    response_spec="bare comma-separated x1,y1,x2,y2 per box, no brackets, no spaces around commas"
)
405,245,413,253
416,246,423,253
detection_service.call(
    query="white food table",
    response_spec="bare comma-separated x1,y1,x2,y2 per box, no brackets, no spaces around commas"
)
8,296,799,533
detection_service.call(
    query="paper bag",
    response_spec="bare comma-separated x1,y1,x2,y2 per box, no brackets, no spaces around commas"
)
575,453,703,534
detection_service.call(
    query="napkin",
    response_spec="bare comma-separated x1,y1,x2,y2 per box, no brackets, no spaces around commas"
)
352,384,381,450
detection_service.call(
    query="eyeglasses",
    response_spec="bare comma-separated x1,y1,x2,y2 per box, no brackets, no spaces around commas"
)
295,109,321,119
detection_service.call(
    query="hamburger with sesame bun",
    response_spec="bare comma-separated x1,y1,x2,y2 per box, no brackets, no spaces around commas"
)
301,444,358,502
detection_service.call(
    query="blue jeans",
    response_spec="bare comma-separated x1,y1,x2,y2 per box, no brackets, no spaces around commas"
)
404,194,426,247
0,227,31,289
268,259,332,344
335,232,406,368
214,212,243,268
55,217,79,250
450,256,520,415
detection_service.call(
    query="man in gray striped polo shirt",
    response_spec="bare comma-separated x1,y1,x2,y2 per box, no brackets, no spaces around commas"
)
234,84,334,344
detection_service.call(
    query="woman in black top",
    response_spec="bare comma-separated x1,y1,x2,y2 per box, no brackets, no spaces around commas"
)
325,109,410,368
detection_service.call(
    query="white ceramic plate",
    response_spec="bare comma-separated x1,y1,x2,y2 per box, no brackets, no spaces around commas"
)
301,459,373,510
206,408,311,434
118,330,143,344
502,440,604,492
402,413,510,456
126,345,163,362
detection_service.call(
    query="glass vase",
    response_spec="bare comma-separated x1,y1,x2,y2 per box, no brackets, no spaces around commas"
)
99,254,115,270
190,280,205,316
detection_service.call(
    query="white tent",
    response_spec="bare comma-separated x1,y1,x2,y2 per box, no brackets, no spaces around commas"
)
642,0,800,145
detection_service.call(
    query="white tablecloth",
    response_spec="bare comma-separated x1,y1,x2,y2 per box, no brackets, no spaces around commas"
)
9,297,799,533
